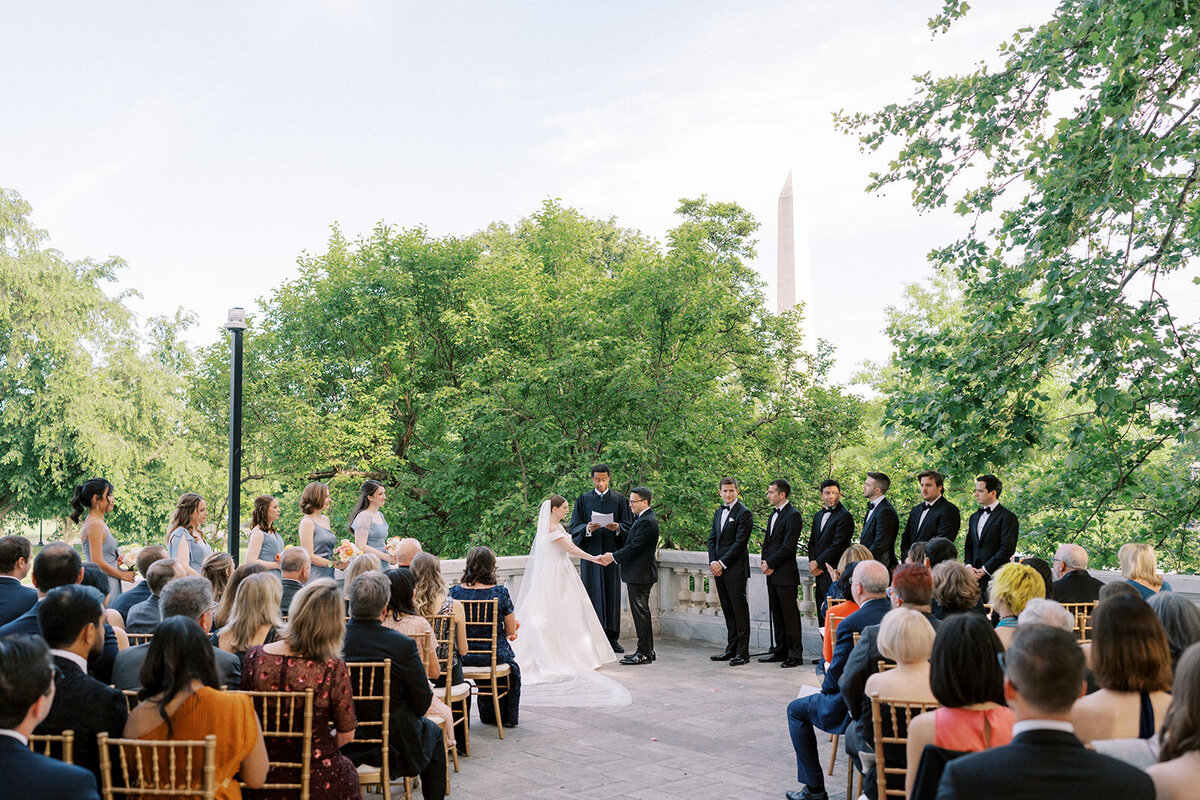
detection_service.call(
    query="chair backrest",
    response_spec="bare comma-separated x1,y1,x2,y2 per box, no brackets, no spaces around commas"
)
346,660,391,787
828,608,850,640
870,693,941,799
126,633,155,647
877,660,897,672
121,689,140,714
408,630,434,676
235,689,314,799
428,613,458,705
1059,601,1096,642
28,730,74,764
97,732,217,799
457,599,499,670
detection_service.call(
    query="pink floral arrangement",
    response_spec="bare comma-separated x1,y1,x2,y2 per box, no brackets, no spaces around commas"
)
334,540,362,563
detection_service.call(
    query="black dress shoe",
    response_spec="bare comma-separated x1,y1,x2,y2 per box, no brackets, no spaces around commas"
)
758,654,785,663
728,656,750,666
610,642,625,654
620,652,652,665
780,658,803,668
711,651,736,661
810,658,821,664
784,788,828,800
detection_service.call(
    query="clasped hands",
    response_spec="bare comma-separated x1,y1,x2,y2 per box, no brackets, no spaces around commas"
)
586,522,621,533
595,553,616,566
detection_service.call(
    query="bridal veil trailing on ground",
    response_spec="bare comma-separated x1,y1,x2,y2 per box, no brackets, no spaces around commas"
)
511,499,632,707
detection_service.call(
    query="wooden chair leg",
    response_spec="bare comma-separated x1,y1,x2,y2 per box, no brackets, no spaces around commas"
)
828,733,839,775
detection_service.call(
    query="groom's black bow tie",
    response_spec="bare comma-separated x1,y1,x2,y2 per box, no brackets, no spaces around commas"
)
821,507,834,514
978,506,992,513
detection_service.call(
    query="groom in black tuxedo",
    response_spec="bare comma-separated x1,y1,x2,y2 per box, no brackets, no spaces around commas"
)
709,478,753,665
569,464,632,653
602,486,659,665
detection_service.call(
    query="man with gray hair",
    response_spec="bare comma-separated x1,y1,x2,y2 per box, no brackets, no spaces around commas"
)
124,558,185,634
1051,543,1104,603
1018,598,1076,631
342,572,446,798
111,576,241,690
278,547,310,617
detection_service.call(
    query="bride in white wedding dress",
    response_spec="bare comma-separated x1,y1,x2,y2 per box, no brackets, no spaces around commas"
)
511,495,632,707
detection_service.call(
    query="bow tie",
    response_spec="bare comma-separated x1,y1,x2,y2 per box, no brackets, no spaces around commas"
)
925,502,936,509
979,506,992,513
866,502,876,511
723,505,734,512
821,507,834,514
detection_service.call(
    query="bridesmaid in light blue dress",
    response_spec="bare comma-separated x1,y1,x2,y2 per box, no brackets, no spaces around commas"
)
72,478,135,604
245,494,286,576
299,481,346,581
167,493,212,577
348,480,395,567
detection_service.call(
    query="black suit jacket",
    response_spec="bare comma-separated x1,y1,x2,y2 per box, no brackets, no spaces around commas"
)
935,728,1154,800
0,735,99,800
859,498,899,570
111,581,151,624
35,655,128,781
708,501,753,578
0,601,119,685
804,597,893,734
280,578,303,617
761,503,802,586
341,619,440,777
808,503,854,572
900,496,962,558
113,641,241,690
0,576,37,626
1052,570,1104,604
613,508,659,585
964,504,1019,576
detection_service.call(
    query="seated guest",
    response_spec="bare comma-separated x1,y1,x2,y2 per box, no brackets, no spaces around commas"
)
394,538,423,568
111,545,167,625
822,560,862,667
0,543,118,684
113,577,242,690
905,613,1014,797
1147,591,1200,673
79,564,128,647
214,572,282,666
988,562,1044,648
1119,541,1172,598
383,567,455,749
1148,642,1200,800
277,547,310,617
343,571,447,798
201,551,235,606
411,552,470,752
125,558,185,634
1020,557,1055,601
785,560,891,800
212,563,265,632
449,546,522,729
936,624,1153,800
242,579,359,800
124,617,267,800
1099,579,1143,602
0,534,38,625
0,636,99,800
1072,594,1173,742
931,561,982,619
904,542,927,565
1017,598,1075,630
923,537,957,569
342,553,383,598
33,585,127,783
820,544,872,629
1051,543,1103,603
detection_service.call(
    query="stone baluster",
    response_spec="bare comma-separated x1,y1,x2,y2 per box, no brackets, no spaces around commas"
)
675,566,694,613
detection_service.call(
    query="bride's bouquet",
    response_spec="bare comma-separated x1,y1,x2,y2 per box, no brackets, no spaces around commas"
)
334,540,362,563
117,545,143,573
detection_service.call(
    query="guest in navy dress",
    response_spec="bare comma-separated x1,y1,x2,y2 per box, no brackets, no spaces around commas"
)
449,546,521,727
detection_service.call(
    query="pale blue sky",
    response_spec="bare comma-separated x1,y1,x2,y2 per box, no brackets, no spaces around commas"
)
2,1,1059,384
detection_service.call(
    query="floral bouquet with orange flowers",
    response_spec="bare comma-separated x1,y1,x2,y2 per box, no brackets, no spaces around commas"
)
385,537,403,556
334,540,362,564
117,545,143,573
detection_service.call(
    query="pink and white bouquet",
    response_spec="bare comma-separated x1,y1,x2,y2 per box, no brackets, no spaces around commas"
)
117,545,143,573
385,537,403,556
334,540,362,563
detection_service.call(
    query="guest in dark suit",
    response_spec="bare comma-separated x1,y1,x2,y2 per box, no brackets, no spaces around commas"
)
935,624,1154,800
759,479,805,667
604,486,659,665
900,470,962,558
0,636,100,800
109,545,167,625
808,480,854,624
278,546,310,617
708,478,753,665
0,535,37,626
112,577,241,690
342,571,446,798
33,585,127,783
1051,544,1104,603
786,561,892,800
569,464,633,652
124,558,185,634
964,475,1019,595
859,473,899,570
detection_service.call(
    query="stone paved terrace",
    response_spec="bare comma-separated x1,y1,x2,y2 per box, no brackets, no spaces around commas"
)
434,636,840,800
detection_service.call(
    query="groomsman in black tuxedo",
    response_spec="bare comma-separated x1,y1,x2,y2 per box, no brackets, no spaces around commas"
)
759,478,804,668
808,480,854,625
899,470,961,560
569,464,632,653
602,487,659,665
708,478,753,665
858,472,899,571
965,474,1019,595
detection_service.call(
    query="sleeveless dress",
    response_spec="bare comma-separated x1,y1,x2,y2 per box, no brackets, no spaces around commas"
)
254,529,285,575
168,526,212,574
509,524,630,708
309,523,337,581
933,706,1015,750
83,524,123,601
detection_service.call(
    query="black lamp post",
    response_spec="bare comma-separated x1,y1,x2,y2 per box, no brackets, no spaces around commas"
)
223,307,248,565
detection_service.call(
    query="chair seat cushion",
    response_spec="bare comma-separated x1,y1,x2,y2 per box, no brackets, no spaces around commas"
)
462,663,511,678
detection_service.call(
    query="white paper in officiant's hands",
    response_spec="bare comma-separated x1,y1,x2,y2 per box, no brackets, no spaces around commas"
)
591,512,614,527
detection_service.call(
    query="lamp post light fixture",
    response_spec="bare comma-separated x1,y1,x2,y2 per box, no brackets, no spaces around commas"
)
223,307,248,565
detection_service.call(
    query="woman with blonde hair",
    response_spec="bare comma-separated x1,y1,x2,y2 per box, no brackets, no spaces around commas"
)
167,492,212,577
342,553,383,598
298,482,341,582
201,552,235,605
988,562,1045,648
215,572,283,665
243,579,359,799
212,563,265,632
1120,542,1173,599
245,495,285,575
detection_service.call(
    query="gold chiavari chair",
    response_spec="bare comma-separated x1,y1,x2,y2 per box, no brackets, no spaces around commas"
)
346,661,391,798
457,598,511,739
97,732,217,800
428,612,471,765
234,689,314,800
28,730,74,764
871,693,942,799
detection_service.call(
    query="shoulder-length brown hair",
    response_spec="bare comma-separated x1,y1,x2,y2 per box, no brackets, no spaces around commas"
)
411,552,447,618
251,495,277,532
461,546,497,586
1092,594,1173,693
299,482,330,516
168,493,205,533
280,578,346,661
1160,642,1200,762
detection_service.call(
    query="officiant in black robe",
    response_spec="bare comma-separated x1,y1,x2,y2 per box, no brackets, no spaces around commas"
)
569,464,631,652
